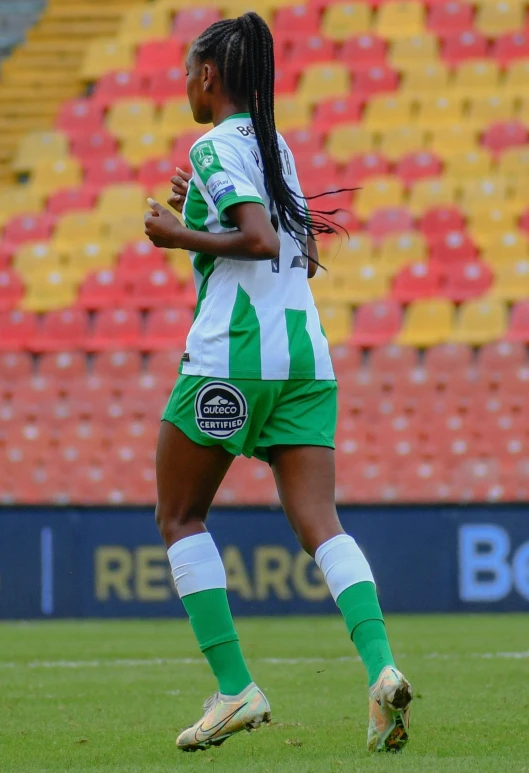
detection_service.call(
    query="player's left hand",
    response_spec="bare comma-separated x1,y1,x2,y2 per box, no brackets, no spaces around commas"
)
144,198,186,249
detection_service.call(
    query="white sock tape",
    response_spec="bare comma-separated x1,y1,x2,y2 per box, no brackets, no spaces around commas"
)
315,534,374,602
167,532,226,598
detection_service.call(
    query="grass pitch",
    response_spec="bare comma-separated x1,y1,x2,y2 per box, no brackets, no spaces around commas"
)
1,615,527,773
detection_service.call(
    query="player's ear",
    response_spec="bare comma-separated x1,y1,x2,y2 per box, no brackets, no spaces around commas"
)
203,63,213,92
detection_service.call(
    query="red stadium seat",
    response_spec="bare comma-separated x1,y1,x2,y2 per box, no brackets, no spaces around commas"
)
442,31,488,65
507,300,529,342
148,66,187,105
367,207,414,242
0,351,33,381
395,152,443,186
295,152,340,187
30,309,89,352
125,267,182,310
430,230,477,266
339,35,387,71
146,348,183,375
137,157,174,188
47,187,97,216
0,270,24,311
442,261,493,301
56,99,105,136
70,131,118,163
419,206,465,240
87,309,141,351
282,129,324,156
426,342,473,376
354,66,398,98
92,71,146,107
428,1,473,36
344,153,390,184
275,5,321,38
0,242,14,269
172,8,222,43
493,31,529,66
370,343,417,378
3,214,54,245
118,241,166,275
479,341,526,371
330,343,362,377
482,121,528,156
0,310,37,351
93,350,143,384
392,263,442,302
39,352,87,380
313,96,363,131
140,307,193,351
77,270,127,311
288,37,337,75
172,130,203,166
274,67,298,94
352,299,402,347
9,376,60,410
136,40,183,77
84,156,134,188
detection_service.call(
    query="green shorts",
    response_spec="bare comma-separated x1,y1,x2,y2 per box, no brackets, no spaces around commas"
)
162,376,337,462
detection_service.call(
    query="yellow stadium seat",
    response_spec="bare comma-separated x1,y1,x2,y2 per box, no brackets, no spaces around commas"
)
324,234,375,267
322,3,372,41
96,183,147,220
65,241,118,275
416,96,464,130
14,242,63,275
355,176,405,219
80,38,135,81
482,231,529,266
310,271,336,303
53,211,104,251
390,35,438,70
273,97,311,132
106,99,158,139
330,264,388,304
476,1,524,37
468,208,517,247
516,97,529,127
159,98,198,136
459,178,510,215
0,186,45,227
379,126,427,162
401,63,449,98
117,6,171,43
498,147,529,180
379,231,427,276
503,61,529,99
491,260,529,301
168,250,193,281
376,2,425,40
106,214,147,245
316,303,352,346
363,95,414,131
12,131,69,174
121,133,170,167
510,178,529,214
429,126,479,159
407,178,458,215
30,158,82,196
21,270,78,312
466,95,516,130
297,64,350,107
399,299,455,347
453,299,507,345
452,60,500,98
326,125,376,162
445,149,492,181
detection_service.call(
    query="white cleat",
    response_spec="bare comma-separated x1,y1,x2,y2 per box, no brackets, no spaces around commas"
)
367,666,412,753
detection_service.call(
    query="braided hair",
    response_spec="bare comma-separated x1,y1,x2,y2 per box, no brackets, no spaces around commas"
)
192,12,353,262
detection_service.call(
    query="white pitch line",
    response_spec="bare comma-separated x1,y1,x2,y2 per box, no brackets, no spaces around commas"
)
0,652,528,670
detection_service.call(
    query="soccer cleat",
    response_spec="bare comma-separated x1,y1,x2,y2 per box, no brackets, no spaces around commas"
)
367,666,412,753
176,682,271,752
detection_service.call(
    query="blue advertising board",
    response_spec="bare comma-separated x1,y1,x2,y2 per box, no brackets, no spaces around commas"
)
0,505,528,619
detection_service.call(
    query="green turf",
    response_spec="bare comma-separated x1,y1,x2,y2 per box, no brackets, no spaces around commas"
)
1,615,527,773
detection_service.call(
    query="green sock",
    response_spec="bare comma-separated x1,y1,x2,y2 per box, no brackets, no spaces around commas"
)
182,588,253,696
337,581,396,687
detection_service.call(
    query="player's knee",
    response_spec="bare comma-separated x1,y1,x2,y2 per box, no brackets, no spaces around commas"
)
155,500,206,540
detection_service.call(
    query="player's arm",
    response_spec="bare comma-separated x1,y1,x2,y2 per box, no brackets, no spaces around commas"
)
307,233,319,279
144,199,280,260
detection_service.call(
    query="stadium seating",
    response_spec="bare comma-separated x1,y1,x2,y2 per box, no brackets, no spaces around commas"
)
1,0,529,505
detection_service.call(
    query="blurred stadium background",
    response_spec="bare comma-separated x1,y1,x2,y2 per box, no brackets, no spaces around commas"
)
1,0,529,511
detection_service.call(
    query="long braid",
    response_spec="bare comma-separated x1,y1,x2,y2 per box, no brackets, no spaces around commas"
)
193,12,353,256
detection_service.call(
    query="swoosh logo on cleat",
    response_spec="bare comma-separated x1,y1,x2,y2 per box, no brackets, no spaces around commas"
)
194,703,248,742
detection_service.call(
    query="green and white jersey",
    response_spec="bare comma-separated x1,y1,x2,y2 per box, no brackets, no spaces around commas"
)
180,112,335,381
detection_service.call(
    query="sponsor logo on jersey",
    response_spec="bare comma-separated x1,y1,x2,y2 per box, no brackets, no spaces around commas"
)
207,171,236,206
192,141,216,172
195,382,248,439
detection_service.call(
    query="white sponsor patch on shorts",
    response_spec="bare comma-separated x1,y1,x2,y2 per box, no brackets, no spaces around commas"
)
195,381,248,439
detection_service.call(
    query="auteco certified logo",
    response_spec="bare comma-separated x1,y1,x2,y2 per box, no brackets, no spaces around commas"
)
195,382,248,439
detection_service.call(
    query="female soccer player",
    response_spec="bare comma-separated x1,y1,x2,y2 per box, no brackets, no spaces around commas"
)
144,11,412,754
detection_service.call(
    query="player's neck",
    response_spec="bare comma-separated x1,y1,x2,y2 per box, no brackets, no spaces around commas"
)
212,102,249,127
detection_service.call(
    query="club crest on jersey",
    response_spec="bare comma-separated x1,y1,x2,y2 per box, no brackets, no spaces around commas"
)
192,141,216,171
195,382,248,439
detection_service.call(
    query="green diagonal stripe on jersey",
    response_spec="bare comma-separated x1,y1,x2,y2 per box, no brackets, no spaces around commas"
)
229,285,262,378
191,140,225,185
285,309,316,380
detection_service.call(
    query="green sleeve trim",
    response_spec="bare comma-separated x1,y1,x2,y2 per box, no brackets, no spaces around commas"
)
217,194,264,225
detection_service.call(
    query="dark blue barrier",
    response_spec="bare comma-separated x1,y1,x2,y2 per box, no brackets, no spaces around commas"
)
1,505,528,619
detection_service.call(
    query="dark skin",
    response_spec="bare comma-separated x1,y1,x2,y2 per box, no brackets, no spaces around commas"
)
151,47,342,556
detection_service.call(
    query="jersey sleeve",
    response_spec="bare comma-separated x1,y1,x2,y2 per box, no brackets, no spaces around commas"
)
189,137,264,225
